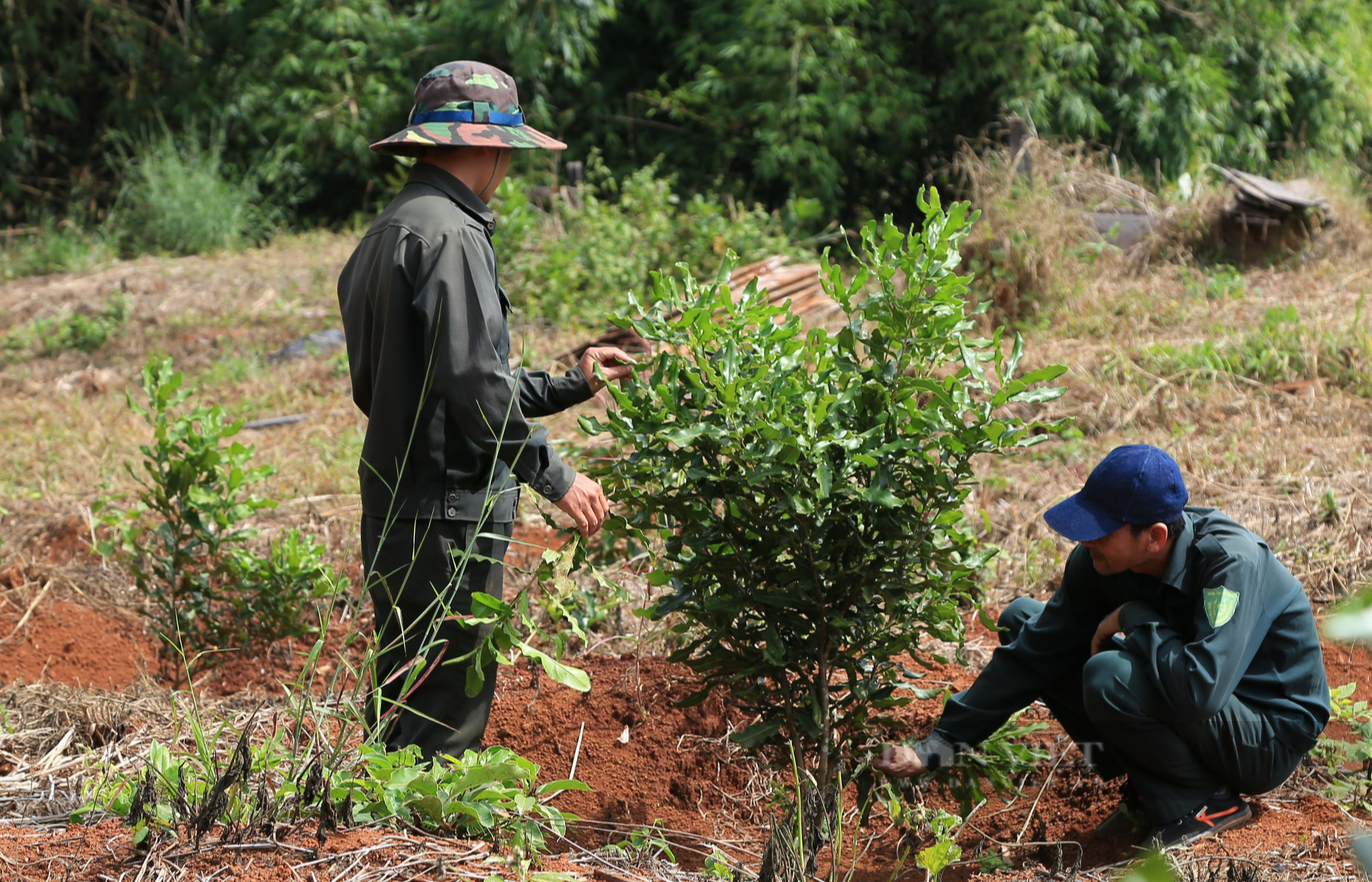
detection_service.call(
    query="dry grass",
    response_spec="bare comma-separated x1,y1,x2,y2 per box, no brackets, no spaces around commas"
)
954,142,1372,607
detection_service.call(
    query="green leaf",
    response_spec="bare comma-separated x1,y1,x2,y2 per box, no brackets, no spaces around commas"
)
521,644,591,692
536,779,593,796
917,839,962,877
816,461,832,498
731,719,784,749
1018,365,1068,384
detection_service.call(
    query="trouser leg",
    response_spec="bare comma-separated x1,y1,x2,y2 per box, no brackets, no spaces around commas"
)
362,515,512,761
997,597,1127,779
1081,649,1304,823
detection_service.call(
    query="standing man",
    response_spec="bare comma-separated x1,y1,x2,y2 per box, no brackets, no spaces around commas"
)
338,61,635,759
875,445,1329,848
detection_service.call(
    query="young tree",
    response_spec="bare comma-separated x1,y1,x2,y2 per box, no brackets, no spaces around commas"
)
582,190,1065,860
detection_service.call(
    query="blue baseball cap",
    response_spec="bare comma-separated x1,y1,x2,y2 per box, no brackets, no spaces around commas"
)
1043,445,1188,542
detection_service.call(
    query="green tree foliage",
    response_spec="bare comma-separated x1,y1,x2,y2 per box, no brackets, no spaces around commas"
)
4,0,1372,228
582,191,1065,797
581,0,1372,218
0,0,208,221
1004,0,1372,178
216,0,419,213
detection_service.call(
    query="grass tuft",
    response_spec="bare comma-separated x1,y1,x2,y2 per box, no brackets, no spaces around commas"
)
0,217,115,282
109,130,278,257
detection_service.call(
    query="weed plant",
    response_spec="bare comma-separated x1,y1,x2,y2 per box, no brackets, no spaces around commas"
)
79,731,582,853
0,291,129,362
0,217,115,281
1141,303,1372,395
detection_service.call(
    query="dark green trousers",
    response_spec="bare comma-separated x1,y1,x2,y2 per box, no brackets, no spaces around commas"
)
362,515,512,761
1000,597,1304,824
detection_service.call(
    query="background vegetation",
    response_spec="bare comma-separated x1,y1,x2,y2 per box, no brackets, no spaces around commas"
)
5,0,1372,241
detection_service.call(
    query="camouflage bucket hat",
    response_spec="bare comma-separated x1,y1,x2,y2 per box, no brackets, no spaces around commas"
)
370,60,566,155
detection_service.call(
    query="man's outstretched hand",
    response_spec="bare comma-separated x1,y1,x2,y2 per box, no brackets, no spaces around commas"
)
580,346,638,394
872,744,927,779
554,471,610,538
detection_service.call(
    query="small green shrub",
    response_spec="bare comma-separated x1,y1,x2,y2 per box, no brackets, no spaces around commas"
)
109,130,275,257
0,291,128,362
1312,682,1372,812
96,356,331,662
583,191,1065,868
494,159,807,330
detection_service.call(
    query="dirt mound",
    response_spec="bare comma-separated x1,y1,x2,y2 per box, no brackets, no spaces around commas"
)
0,593,156,690
489,654,764,847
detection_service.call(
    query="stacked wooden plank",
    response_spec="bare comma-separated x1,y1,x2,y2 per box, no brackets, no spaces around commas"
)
561,256,835,363
728,257,837,322
1216,166,1330,238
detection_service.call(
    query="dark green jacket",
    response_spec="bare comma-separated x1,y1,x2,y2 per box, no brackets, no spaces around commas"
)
337,163,591,522
920,507,1329,764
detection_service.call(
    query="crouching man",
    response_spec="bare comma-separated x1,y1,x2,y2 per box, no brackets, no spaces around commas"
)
875,444,1329,848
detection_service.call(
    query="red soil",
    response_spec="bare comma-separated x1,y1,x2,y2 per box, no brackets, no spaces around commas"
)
0,595,157,690
0,523,1368,879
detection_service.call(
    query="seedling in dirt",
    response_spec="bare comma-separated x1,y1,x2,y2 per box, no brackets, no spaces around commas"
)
914,808,962,881
600,820,678,865
1312,681,1372,812
583,190,1065,874
94,355,334,667
703,847,741,880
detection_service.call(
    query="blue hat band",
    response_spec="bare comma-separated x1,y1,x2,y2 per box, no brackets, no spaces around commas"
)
411,109,525,127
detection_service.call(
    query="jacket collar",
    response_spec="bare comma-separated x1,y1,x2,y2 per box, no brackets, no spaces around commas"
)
1158,510,1195,592
407,161,495,228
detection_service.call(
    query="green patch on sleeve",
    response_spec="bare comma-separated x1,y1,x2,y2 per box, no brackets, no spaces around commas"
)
1203,586,1239,628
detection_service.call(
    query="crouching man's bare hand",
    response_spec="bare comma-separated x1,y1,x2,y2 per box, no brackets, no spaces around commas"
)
872,744,927,779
